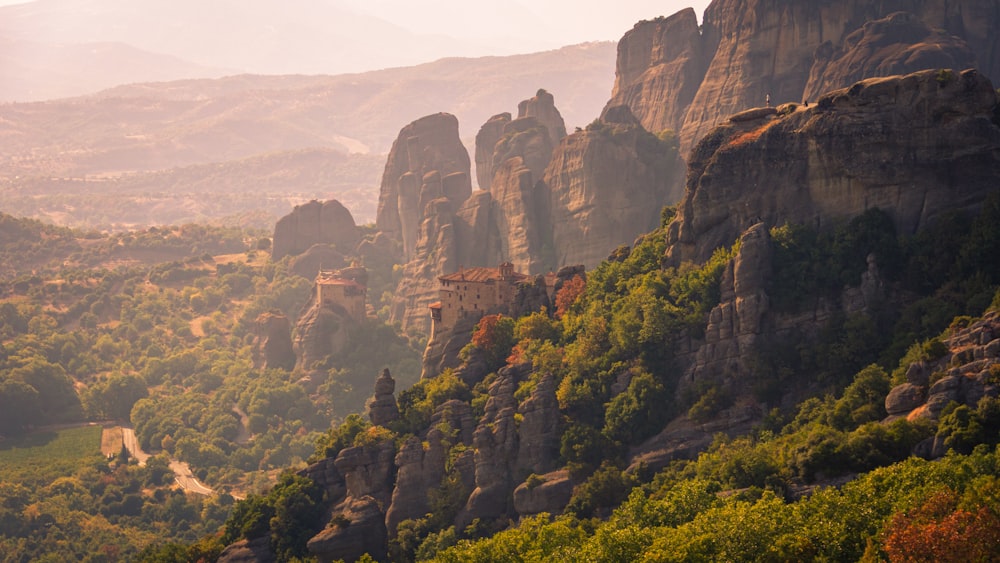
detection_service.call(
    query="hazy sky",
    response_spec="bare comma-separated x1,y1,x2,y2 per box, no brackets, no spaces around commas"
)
354,0,713,47
0,0,714,56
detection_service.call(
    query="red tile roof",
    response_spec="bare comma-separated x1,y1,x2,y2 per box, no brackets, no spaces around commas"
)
439,266,529,283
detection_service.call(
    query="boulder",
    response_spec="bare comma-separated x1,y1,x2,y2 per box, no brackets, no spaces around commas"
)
272,199,359,261
513,469,575,517
307,496,387,563
885,383,927,416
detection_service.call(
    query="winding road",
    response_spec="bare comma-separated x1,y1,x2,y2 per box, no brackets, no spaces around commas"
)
119,426,215,496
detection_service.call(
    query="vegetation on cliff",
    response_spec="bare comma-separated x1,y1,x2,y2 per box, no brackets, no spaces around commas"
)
205,193,1000,562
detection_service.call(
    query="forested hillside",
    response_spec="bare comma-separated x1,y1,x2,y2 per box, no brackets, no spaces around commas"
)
0,217,423,560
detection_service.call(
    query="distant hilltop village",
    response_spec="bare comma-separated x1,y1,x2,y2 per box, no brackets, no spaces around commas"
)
430,262,558,333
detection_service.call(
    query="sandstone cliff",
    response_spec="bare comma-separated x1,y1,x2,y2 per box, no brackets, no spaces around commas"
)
666,68,1000,266
606,0,1000,154
272,199,359,261
547,105,684,268
375,113,472,333
375,113,472,263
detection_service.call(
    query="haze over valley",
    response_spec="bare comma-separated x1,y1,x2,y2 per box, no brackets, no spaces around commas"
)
2,1,1000,561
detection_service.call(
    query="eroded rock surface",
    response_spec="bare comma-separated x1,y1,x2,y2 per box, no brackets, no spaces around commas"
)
666,69,1000,266
272,199,359,261
252,311,295,371
606,1,1000,154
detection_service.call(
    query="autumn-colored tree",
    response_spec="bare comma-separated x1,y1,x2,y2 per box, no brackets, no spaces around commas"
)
554,275,586,319
471,314,516,371
882,488,1000,562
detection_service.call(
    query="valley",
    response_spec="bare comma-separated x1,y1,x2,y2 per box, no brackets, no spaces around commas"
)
2,0,1000,561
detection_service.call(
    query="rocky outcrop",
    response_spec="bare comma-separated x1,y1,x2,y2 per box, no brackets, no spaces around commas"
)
607,1,1000,155
384,433,446,536
456,365,522,531
308,496,387,563
886,310,1000,425
294,298,352,372
666,68,1000,266
272,199,359,261
390,197,460,333
515,372,561,476
804,11,978,103
547,106,683,269
602,8,707,140
217,536,276,563
375,113,472,334
421,315,480,381
682,223,772,393
488,123,554,274
513,469,575,517
475,113,511,189
517,89,567,147
252,311,295,371
367,368,400,427
307,439,396,561
375,113,471,263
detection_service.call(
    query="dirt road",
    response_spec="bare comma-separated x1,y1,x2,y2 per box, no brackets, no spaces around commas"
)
119,426,214,496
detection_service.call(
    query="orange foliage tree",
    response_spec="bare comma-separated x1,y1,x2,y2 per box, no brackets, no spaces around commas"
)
554,275,586,319
882,488,1000,562
471,314,516,371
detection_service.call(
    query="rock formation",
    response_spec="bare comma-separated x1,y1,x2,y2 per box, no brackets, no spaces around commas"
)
456,365,522,531
272,199,359,261
367,369,400,427
546,106,683,268
804,11,978,102
515,372,562,476
474,113,511,189
885,310,1000,458
375,112,471,264
666,68,1000,266
605,1,1000,155
681,222,772,393
252,311,296,371
294,293,352,372
375,113,472,333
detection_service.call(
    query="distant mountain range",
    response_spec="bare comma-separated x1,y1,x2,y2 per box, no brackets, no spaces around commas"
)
0,0,573,102
0,42,617,228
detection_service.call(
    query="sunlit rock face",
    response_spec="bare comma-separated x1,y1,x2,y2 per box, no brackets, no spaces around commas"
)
272,199,359,261
666,68,1000,266
606,0,1000,156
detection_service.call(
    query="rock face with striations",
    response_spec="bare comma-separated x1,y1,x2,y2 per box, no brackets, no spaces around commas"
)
382,90,683,333
606,0,1000,155
546,105,683,269
272,199,359,261
376,113,472,333
666,68,1000,266
456,365,522,531
376,112,471,263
